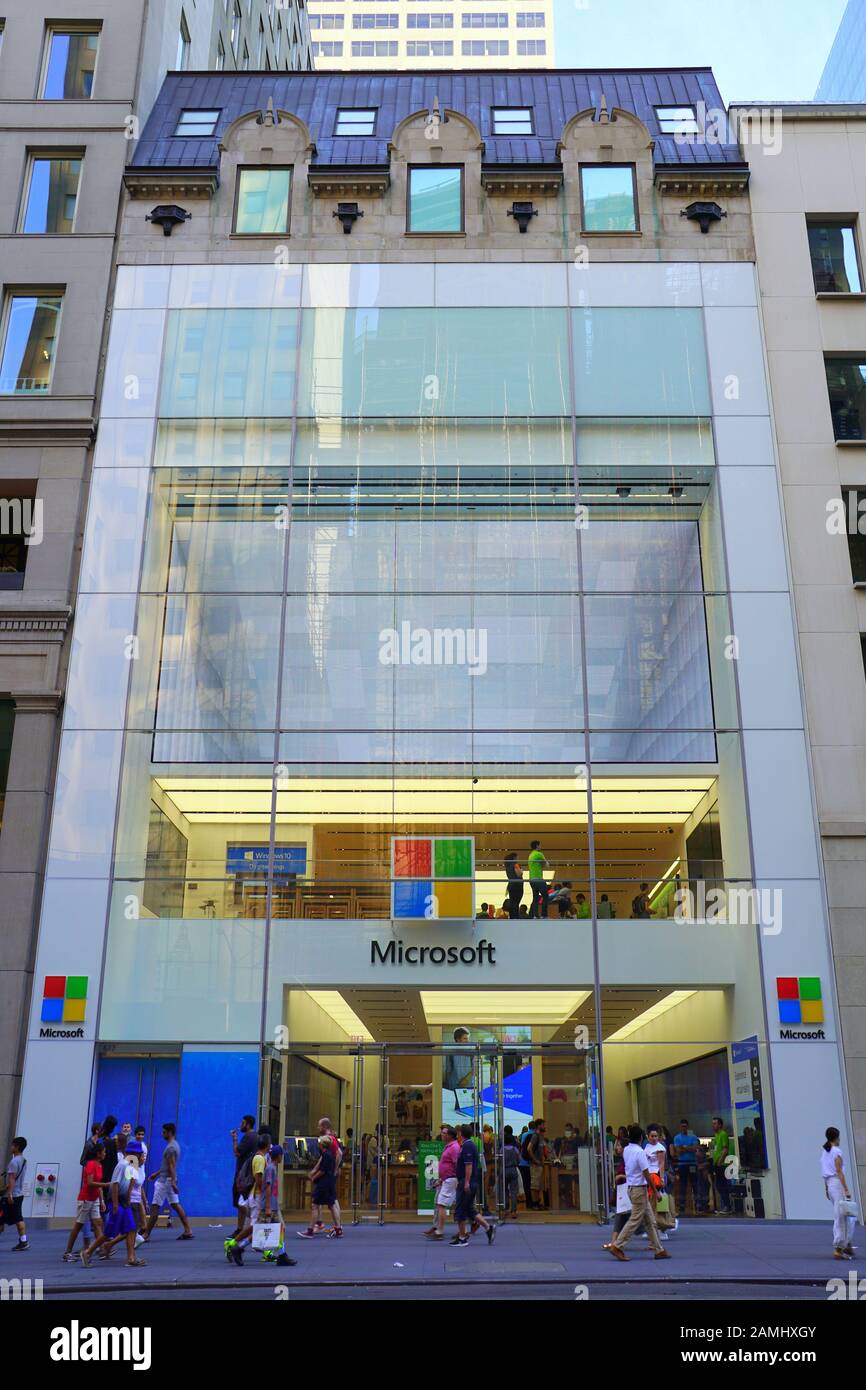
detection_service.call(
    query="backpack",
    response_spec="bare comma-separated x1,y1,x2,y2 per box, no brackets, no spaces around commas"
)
79,1136,98,1168
520,1131,534,1161
632,894,645,918
236,1152,256,1198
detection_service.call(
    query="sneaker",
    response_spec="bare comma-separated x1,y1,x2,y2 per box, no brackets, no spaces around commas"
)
12,1240,28,1252
486,1222,497,1246
297,1228,317,1239
261,1249,276,1262
80,1249,92,1267
659,1232,669,1242
673,1218,679,1233
62,1252,74,1262
276,1252,297,1267
230,1244,244,1266
225,1238,237,1261
449,1235,469,1246
327,1227,343,1238
134,1234,145,1248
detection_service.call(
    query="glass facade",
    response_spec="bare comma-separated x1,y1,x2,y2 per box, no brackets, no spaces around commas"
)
24,258,848,1225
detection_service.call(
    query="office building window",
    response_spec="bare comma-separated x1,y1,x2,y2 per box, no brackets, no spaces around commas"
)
257,17,265,64
841,490,866,583
492,107,534,135
406,40,453,56
655,105,700,135
354,13,399,27
517,11,545,25
177,11,191,70
20,154,82,234
408,166,463,234
242,41,250,69
808,220,863,294
0,294,63,395
351,41,398,56
312,41,344,57
310,14,344,27
463,12,508,27
407,13,453,27
231,0,241,53
234,167,292,235
462,39,509,55
580,164,638,233
516,38,545,54
41,27,100,98
175,110,221,137
275,19,283,61
216,34,226,70
335,108,377,136
826,358,866,440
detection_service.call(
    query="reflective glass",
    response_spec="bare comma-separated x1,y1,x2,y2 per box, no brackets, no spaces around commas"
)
0,296,62,394
235,168,291,235
42,30,99,98
572,308,710,416
581,165,637,233
408,166,462,232
160,309,298,417
22,156,81,233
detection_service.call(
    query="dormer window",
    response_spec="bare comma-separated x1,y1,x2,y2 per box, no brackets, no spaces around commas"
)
335,108,377,137
492,107,534,136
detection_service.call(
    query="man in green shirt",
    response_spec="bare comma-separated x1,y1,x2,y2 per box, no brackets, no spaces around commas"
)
527,840,550,918
711,1116,732,1214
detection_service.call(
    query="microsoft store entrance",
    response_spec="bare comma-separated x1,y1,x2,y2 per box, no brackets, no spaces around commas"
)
263,1041,603,1224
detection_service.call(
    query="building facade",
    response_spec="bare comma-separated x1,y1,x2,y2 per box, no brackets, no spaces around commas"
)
734,101,866,1200
0,0,311,1157
307,1,554,69
816,0,866,103
12,68,856,1225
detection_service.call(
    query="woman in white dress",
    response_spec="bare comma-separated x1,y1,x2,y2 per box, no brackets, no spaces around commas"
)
821,1126,856,1259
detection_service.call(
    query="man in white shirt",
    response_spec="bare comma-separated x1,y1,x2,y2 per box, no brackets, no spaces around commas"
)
606,1125,671,1261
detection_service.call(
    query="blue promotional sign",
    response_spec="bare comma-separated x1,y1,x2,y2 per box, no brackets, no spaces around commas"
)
225,845,306,877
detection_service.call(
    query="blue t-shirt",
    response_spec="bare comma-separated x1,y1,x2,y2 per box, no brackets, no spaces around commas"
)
456,1139,478,1183
676,1132,699,1165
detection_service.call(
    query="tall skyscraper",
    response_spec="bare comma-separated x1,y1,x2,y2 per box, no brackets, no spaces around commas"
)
817,0,866,100
308,1,555,69
0,0,310,1153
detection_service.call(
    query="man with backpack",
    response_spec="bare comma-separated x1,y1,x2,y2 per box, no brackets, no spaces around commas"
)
228,1115,259,1243
226,1133,271,1266
631,883,655,919
0,1136,29,1250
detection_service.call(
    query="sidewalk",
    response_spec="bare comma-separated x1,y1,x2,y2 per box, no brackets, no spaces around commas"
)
2,1218,860,1299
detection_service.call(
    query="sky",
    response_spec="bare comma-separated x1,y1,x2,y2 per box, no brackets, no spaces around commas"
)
553,0,849,102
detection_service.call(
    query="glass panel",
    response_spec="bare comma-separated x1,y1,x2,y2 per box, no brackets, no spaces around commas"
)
808,222,863,294
22,156,81,233
656,106,699,135
160,309,298,417
153,593,282,731
235,168,291,235
581,166,637,233
493,108,533,134
0,295,62,394
335,109,376,135
298,309,570,417
825,357,866,440
408,166,462,233
175,110,220,136
42,30,99,98
572,308,710,416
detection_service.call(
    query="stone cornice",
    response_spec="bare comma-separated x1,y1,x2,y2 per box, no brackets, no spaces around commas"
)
481,165,564,197
654,164,751,196
307,167,390,198
124,167,219,199
0,608,72,638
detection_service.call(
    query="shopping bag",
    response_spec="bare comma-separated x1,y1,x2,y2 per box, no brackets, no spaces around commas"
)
252,1220,284,1251
839,1198,858,1219
656,1192,670,1214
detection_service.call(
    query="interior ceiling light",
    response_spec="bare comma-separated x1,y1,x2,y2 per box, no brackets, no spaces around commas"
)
604,989,698,1041
306,991,374,1041
421,989,592,1025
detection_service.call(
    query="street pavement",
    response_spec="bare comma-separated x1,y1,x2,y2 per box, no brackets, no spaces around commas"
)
2,1217,861,1300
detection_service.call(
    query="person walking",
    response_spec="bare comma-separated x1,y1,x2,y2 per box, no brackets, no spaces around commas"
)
143,1122,193,1241
63,1140,106,1261
298,1134,342,1239
631,883,655,919
82,1142,147,1268
504,852,524,918
527,840,550,918
228,1133,270,1266
519,1120,537,1208
605,1125,671,1262
0,1137,29,1251
424,1124,460,1239
673,1118,701,1215
711,1117,732,1214
229,1115,259,1243
528,1118,548,1210
822,1126,857,1260
450,1124,495,1247
643,1124,675,1238
503,1126,521,1219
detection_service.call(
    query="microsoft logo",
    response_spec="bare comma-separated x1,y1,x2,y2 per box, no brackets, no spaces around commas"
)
391,836,474,919
776,976,823,1026
41,975,88,1025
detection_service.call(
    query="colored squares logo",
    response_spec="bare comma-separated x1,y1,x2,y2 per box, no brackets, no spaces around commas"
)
41,975,88,1024
776,976,823,1025
392,836,474,919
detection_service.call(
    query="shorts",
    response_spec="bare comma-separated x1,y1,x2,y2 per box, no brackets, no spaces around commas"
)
436,1177,457,1208
245,1195,262,1226
530,1164,544,1191
76,1199,101,1225
1,1196,24,1226
455,1186,476,1224
312,1178,337,1207
152,1178,178,1208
